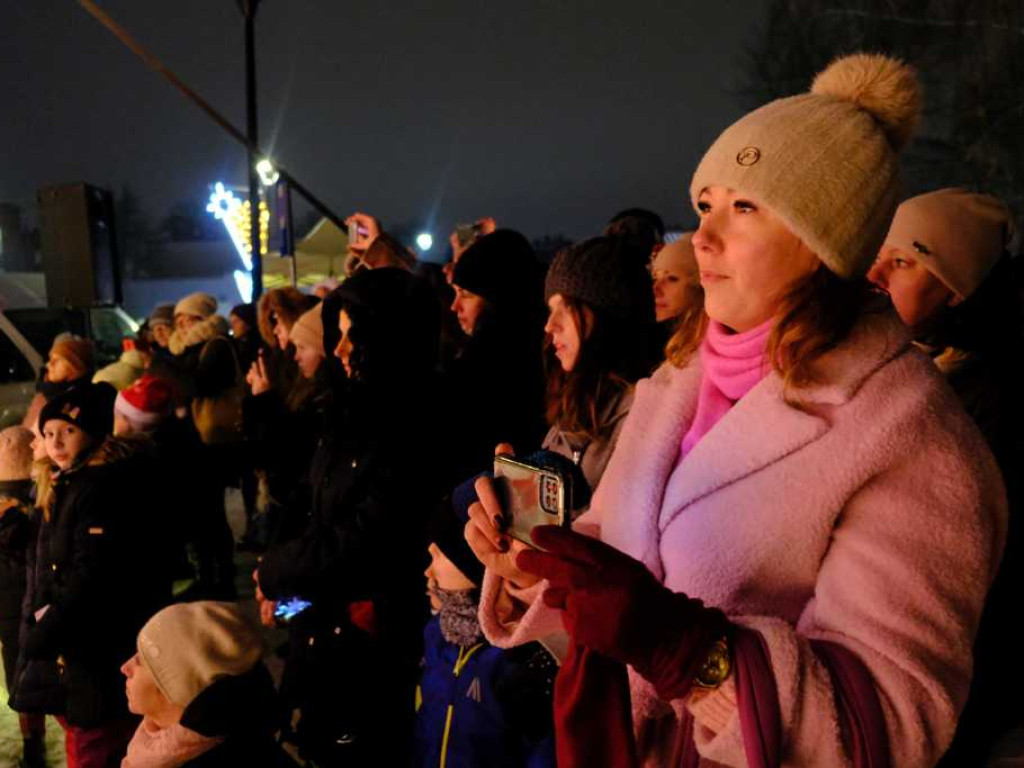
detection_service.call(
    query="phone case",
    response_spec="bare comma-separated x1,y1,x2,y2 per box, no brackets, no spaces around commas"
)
493,455,571,548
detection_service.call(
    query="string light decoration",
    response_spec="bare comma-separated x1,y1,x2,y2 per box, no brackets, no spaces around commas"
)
206,181,270,302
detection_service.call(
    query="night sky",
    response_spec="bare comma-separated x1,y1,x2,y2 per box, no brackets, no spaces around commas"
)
1,1,767,244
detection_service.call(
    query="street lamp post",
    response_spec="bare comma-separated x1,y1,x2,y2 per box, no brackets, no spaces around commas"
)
240,0,262,300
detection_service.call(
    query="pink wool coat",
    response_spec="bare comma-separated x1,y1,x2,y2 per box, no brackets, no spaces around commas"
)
480,310,1006,767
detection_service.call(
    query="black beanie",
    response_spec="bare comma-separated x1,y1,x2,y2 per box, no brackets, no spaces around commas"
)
451,229,541,309
39,382,117,441
429,499,485,587
545,236,656,324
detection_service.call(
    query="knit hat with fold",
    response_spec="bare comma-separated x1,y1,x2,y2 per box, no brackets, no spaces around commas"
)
50,336,96,377
39,382,117,440
137,601,262,708
288,305,325,352
545,236,655,324
691,53,921,279
175,292,218,320
883,188,1013,299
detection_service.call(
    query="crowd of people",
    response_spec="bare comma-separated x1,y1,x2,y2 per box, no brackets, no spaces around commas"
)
0,52,1021,767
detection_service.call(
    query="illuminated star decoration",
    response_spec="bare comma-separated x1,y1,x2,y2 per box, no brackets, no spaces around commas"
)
206,182,270,303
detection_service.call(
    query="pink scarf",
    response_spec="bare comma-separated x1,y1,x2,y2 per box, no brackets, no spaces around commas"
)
681,318,773,456
121,720,223,768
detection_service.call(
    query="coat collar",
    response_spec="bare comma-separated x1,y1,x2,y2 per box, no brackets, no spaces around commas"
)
654,308,911,531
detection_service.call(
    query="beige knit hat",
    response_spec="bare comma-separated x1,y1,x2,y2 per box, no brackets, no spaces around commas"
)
288,305,325,352
0,426,34,483
883,188,1013,299
137,601,262,708
174,292,219,320
691,53,921,279
652,233,698,283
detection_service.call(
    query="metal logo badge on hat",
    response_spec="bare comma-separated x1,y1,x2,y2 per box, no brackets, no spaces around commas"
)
736,147,762,166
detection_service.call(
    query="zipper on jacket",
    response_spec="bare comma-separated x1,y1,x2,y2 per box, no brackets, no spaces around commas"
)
439,643,484,768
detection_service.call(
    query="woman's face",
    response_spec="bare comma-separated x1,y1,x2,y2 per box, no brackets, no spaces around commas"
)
273,318,291,351
450,286,485,336
45,353,77,383
334,310,355,378
151,323,173,349
544,294,587,372
693,186,819,332
122,653,182,726
868,244,957,334
651,259,690,323
175,314,201,334
293,341,322,379
229,315,249,339
424,543,476,611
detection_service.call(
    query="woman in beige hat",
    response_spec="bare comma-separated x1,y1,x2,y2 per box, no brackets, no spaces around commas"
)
467,54,1005,766
121,601,294,767
871,189,1024,765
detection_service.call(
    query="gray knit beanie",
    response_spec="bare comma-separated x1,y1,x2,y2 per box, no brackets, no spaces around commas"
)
545,236,655,323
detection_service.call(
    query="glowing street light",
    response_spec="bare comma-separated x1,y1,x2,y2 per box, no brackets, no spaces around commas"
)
256,158,280,187
416,232,434,252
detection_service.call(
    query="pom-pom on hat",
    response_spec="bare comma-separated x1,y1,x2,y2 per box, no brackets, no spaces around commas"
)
137,601,262,709
690,53,921,279
114,375,175,432
883,188,1013,299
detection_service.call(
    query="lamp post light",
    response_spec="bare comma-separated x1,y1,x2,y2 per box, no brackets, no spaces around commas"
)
238,0,263,299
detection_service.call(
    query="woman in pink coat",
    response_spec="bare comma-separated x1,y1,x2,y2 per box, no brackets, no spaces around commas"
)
465,54,1007,767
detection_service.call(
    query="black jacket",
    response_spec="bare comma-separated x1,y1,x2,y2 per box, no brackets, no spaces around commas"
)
443,316,548,481
242,375,330,546
257,269,453,765
179,664,297,768
0,483,33,684
18,438,172,726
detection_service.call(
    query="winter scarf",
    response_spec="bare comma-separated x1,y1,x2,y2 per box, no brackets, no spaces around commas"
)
680,318,772,456
121,720,223,768
436,588,484,647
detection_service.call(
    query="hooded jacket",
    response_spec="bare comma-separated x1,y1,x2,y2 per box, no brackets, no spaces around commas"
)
480,310,1006,767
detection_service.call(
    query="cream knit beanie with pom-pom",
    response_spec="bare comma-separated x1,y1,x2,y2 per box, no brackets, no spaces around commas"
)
690,53,921,279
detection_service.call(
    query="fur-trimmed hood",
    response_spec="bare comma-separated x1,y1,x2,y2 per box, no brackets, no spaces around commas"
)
169,315,230,356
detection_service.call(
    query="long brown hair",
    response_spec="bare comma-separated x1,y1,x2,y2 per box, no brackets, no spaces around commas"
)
666,267,876,391
545,298,654,440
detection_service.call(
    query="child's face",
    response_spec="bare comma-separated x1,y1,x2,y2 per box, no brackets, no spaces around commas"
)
43,420,93,470
424,543,476,611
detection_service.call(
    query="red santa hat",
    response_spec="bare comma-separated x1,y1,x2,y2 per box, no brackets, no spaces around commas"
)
114,375,175,432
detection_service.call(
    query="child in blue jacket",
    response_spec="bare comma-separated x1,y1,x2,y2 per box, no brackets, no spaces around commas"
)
415,501,556,768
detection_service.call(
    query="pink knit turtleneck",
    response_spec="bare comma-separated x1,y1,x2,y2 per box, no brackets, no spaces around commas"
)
680,318,772,457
